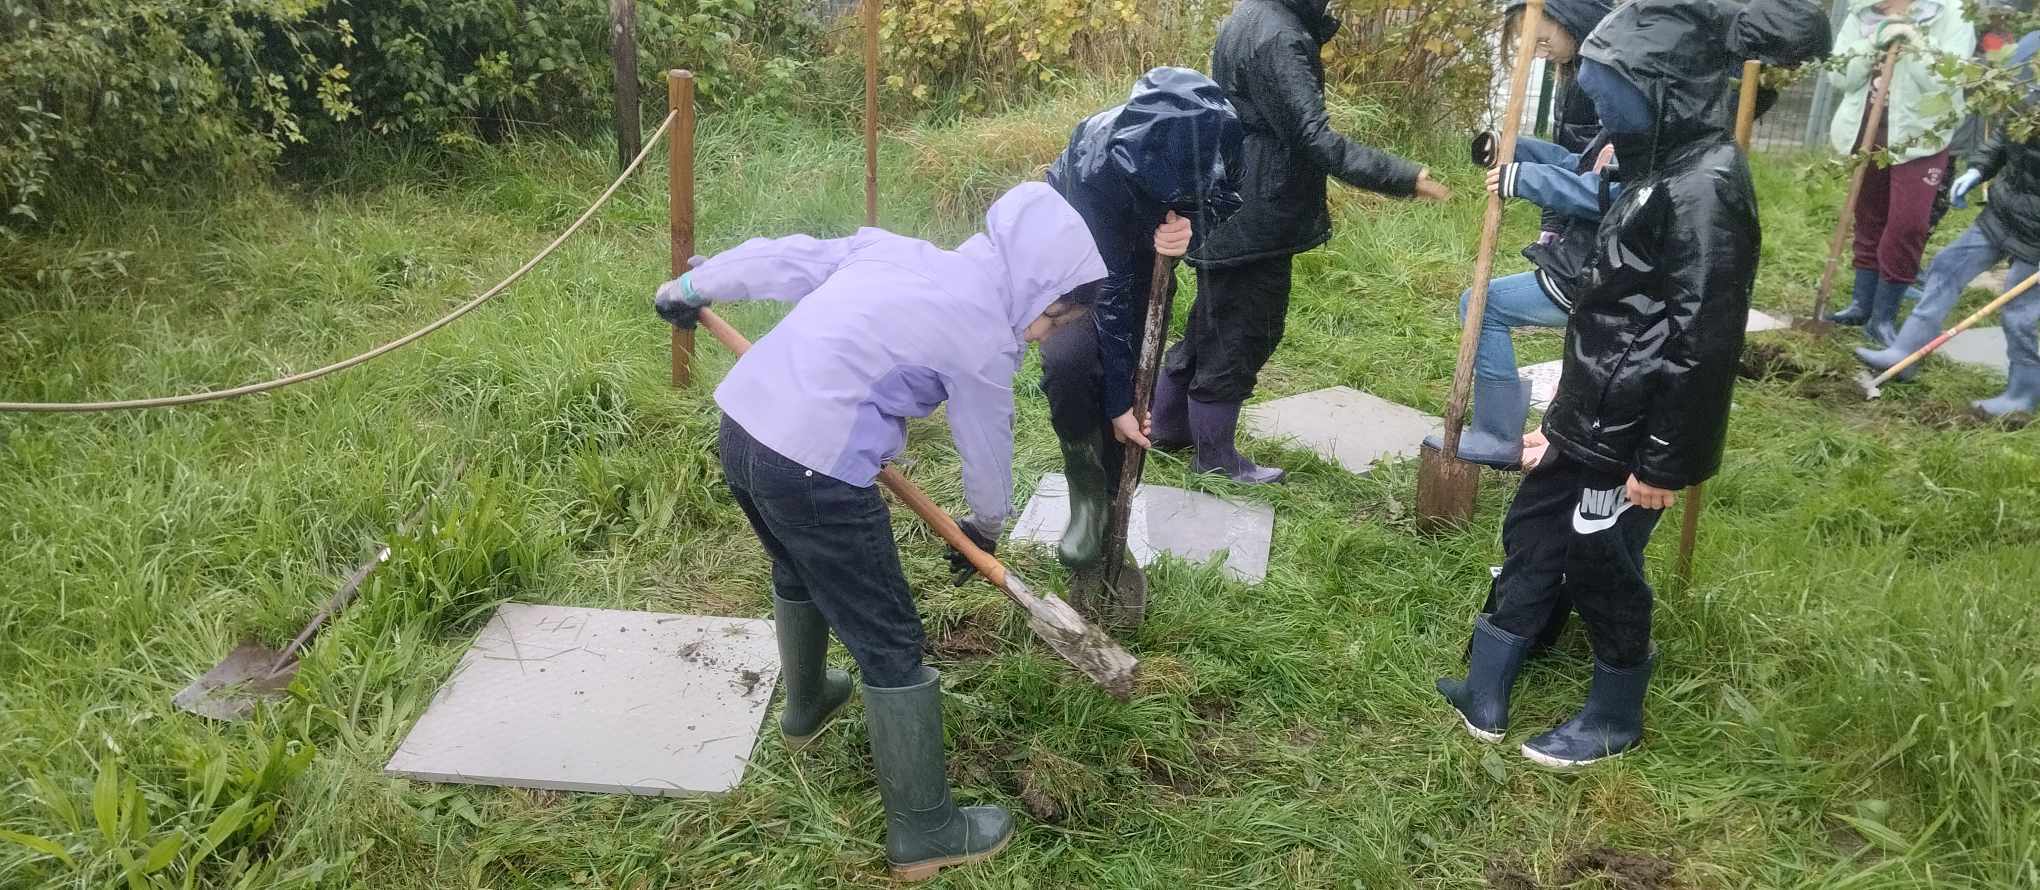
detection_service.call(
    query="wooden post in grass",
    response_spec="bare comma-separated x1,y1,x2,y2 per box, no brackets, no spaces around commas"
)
669,69,696,388
610,0,640,172
863,0,881,227
1675,59,1760,589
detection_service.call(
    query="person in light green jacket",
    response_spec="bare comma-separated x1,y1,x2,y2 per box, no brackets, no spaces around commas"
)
1824,0,1974,346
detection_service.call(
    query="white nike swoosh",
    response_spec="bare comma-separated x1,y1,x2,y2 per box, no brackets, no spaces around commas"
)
1572,499,1634,535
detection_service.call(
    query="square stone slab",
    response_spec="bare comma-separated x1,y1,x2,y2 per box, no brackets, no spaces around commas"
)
1940,327,2010,375
1242,386,1441,475
386,604,779,797
1523,360,1566,412
1010,473,1274,583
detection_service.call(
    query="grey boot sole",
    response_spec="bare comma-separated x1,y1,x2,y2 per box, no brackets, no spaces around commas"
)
1520,741,1633,769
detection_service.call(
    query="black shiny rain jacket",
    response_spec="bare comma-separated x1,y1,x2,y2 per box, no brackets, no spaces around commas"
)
1187,0,1421,268
1047,67,1244,418
1542,0,1828,490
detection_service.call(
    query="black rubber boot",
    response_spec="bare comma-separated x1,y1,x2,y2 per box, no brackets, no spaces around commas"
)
1188,398,1285,484
773,595,854,751
1828,268,1880,326
1520,651,1656,769
1853,314,1940,383
1057,435,1110,569
1974,361,2040,418
1437,615,1533,742
1148,368,1192,451
1865,277,1910,348
865,667,1015,881
1422,376,1532,471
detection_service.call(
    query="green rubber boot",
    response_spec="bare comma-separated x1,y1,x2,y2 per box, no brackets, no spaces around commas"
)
865,667,1015,881
1057,435,1110,570
772,595,853,751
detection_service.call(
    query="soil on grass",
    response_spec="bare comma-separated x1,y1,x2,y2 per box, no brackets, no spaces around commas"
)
1017,766,1064,822
1740,341,1810,381
1483,858,1540,890
927,610,1002,661
1560,847,1681,889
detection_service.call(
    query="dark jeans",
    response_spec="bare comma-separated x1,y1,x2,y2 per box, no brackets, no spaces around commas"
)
1162,255,1295,403
718,414,925,687
1487,450,1663,668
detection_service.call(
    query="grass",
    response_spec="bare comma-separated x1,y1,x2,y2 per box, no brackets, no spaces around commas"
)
2,89,2038,889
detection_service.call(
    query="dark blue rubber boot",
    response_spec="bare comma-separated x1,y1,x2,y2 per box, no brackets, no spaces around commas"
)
1853,315,1939,383
1422,376,1533,471
1828,268,1880,326
1436,615,1533,742
1520,651,1656,769
1865,277,1910,348
1974,361,2040,419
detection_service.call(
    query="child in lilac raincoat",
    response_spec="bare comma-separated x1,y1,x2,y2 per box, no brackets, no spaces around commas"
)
652,181,1105,882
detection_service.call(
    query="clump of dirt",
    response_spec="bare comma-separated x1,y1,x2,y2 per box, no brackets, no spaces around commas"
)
1189,693,1237,725
1560,847,1681,889
1740,341,1810,381
927,611,1002,661
1483,858,1540,890
1017,768,1064,822
1131,750,1203,799
1795,372,1874,404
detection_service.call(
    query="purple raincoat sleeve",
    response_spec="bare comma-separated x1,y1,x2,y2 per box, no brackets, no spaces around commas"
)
687,234,859,305
941,360,1019,531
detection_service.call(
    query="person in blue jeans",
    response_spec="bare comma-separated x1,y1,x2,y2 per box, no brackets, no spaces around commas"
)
1856,31,2040,418
1421,133,1620,469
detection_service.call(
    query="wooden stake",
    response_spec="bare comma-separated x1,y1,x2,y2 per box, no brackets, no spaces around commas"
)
610,0,640,172
669,70,695,388
863,0,881,227
1808,45,1902,327
1415,0,1544,532
1098,254,1177,627
1676,60,1763,589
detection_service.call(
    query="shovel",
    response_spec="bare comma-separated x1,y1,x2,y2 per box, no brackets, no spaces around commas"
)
694,308,1140,699
1091,253,1180,630
1416,0,1546,532
1860,268,2040,398
1803,44,1903,332
173,458,466,721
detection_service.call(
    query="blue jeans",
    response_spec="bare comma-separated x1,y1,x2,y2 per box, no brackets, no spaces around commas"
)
1911,224,2040,367
719,414,926,687
1464,272,1570,385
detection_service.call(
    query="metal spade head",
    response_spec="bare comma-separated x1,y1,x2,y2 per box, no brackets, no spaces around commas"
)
1858,369,1884,400
172,644,299,721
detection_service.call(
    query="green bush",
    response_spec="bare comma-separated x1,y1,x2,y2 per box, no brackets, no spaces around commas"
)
0,0,820,238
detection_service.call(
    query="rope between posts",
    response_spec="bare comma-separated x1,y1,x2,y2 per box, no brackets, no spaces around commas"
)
0,111,679,414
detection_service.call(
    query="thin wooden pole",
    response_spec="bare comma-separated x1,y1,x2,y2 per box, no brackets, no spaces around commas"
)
863,0,880,227
1676,59,1761,589
610,0,640,172
670,69,695,388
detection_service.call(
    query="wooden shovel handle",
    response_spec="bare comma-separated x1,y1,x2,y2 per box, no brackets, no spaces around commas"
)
1874,268,2040,385
1442,0,1545,455
695,308,1011,587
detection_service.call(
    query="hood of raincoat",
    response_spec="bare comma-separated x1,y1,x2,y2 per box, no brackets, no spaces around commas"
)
1281,0,1342,44
955,182,1110,339
1580,0,1741,166
1509,0,1615,44
1115,67,1247,223
1728,0,1834,68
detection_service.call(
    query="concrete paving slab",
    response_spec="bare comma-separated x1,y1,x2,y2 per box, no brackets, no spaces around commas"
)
1523,360,1565,411
1242,386,1441,475
1746,310,1788,332
386,604,778,797
1941,327,2010,375
1010,473,1274,583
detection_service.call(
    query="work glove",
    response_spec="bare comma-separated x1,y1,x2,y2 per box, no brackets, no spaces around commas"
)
1952,168,1984,208
1876,21,1920,46
653,270,708,329
945,515,999,587
1471,131,1498,168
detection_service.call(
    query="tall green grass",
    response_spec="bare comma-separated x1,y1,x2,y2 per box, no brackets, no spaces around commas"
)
2,88,2035,888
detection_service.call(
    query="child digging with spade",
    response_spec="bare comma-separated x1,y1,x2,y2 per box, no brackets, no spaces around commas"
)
1436,0,1828,768
653,182,1106,881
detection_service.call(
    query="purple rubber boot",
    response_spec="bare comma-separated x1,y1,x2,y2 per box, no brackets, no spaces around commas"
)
1188,398,1285,484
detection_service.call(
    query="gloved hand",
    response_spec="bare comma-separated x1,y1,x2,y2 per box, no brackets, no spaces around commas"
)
945,515,999,586
653,271,708,329
1471,131,1498,168
1876,21,1920,46
1952,168,1984,208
